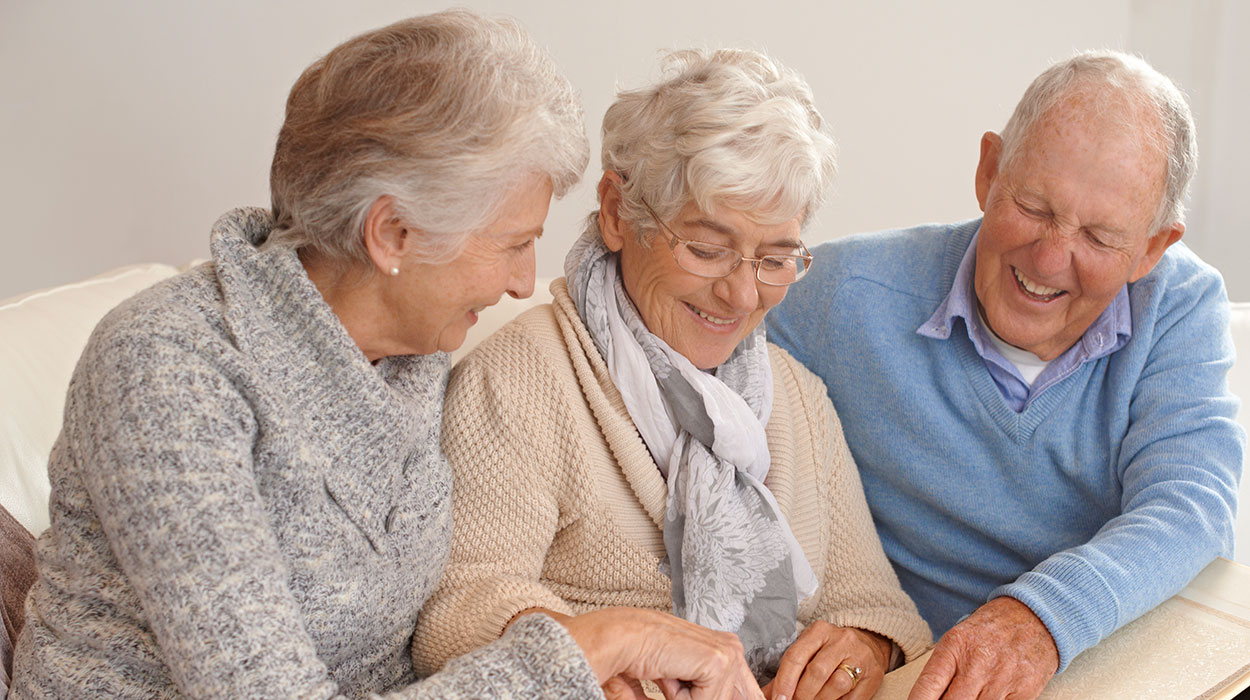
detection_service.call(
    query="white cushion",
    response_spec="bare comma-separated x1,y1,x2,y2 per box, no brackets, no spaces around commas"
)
1228,302,1250,563
0,263,180,535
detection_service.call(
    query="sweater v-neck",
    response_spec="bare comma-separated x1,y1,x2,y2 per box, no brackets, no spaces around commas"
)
934,224,1084,442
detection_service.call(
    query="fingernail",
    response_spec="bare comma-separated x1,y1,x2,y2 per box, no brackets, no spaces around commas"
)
776,696,787,700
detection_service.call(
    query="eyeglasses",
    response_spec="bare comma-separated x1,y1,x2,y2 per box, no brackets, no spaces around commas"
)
640,199,813,286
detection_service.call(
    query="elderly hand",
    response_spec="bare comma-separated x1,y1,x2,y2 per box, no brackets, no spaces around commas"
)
552,607,764,700
907,597,1058,700
762,622,891,700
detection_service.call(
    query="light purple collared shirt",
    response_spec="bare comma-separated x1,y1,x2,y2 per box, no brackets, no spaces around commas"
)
917,230,1131,412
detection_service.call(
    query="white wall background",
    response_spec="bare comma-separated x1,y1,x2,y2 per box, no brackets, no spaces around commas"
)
2,0,1246,300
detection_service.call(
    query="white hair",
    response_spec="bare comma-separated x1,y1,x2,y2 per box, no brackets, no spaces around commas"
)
999,49,1197,230
596,48,836,242
266,9,588,266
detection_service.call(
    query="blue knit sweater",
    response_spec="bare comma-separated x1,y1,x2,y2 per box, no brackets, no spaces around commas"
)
766,218,1243,670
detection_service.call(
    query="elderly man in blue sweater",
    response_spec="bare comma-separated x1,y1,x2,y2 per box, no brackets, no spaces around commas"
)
767,50,1242,700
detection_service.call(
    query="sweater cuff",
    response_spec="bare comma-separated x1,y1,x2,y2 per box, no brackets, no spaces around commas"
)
475,589,576,649
439,613,603,698
991,552,1119,672
823,606,933,664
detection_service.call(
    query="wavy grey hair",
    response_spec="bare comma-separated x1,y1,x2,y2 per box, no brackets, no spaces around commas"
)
265,10,588,266
597,48,837,243
998,49,1197,231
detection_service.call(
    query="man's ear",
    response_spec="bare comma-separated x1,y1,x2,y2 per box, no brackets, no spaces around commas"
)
1130,221,1185,282
597,171,628,253
361,196,410,274
975,132,1003,213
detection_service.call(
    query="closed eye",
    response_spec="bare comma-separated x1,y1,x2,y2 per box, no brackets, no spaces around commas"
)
1084,230,1112,248
1019,203,1050,219
685,242,736,261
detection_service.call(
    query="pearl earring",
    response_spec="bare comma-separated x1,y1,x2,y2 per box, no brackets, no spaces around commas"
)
389,267,400,276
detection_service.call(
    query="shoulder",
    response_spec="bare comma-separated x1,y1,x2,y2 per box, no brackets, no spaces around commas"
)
810,220,974,283
76,265,236,393
785,219,977,314
451,303,562,376
1129,242,1231,337
446,302,573,414
1136,242,1228,303
766,343,840,430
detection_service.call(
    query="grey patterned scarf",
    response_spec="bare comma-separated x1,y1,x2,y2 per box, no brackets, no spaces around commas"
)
565,225,817,675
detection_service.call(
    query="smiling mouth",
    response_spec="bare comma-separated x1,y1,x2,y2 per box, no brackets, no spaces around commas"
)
684,301,736,326
1013,267,1066,302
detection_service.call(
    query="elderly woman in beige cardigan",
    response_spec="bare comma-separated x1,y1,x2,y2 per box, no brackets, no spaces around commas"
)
415,49,932,700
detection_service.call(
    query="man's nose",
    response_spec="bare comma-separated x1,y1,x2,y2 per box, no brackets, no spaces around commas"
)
1032,230,1074,276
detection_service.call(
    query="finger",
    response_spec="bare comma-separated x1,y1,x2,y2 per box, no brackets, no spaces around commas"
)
937,667,990,700
656,678,686,700
906,645,959,700
772,624,830,700
812,661,856,700
603,675,650,700
795,644,851,700
843,668,881,700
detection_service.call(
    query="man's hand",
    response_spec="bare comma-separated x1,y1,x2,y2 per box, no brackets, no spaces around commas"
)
907,597,1058,700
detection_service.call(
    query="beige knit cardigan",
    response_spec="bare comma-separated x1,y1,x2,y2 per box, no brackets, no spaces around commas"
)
413,279,932,674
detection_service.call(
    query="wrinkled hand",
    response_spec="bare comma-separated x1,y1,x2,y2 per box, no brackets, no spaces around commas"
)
601,675,650,700
558,607,764,700
907,597,1058,700
763,622,891,700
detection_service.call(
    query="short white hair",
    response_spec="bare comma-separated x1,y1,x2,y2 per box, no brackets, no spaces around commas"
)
597,48,836,242
998,49,1197,231
266,10,588,266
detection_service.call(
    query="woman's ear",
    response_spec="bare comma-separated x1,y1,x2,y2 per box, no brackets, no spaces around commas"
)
597,171,628,252
361,196,409,275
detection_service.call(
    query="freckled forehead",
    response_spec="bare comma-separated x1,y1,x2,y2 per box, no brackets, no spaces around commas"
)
1008,106,1167,229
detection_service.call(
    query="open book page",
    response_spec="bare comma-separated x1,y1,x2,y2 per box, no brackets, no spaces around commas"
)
873,560,1250,699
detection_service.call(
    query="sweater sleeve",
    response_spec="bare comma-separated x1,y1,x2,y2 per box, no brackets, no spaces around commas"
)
385,614,603,699
71,323,342,699
993,270,1244,671
778,353,933,662
412,325,576,675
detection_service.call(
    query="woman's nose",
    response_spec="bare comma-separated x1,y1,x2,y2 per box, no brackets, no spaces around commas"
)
714,261,760,314
507,246,536,300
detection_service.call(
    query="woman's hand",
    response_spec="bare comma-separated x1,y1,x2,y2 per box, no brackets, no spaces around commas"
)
763,622,891,700
554,607,764,700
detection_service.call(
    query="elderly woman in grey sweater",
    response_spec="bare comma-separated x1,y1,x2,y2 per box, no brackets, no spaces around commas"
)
9,11,761,700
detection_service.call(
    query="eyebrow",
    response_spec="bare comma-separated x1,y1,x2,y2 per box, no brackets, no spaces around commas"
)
687,217,803,250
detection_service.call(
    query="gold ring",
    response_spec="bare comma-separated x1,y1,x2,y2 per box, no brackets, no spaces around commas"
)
838,663,862,688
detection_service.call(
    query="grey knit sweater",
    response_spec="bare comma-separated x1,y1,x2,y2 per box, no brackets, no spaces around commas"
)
10,208,603,699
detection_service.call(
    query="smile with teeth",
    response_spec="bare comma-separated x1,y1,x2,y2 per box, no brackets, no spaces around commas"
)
1013,267,1066,301
685,302,736,326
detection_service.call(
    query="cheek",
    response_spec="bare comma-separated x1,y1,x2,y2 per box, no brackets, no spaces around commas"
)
760,287,788,313
984,208,1036,252
1074,256,1133,297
